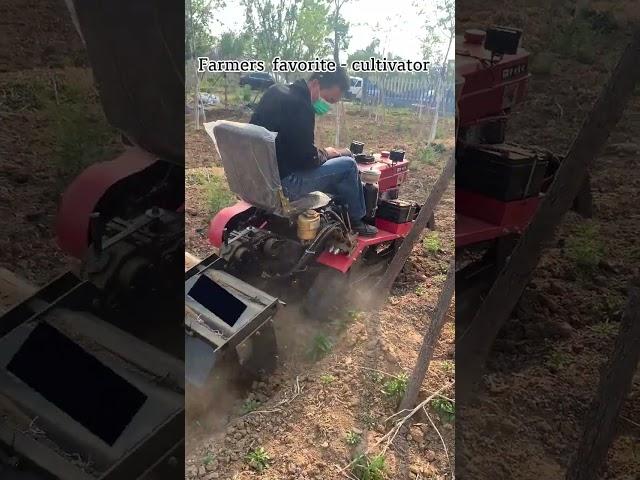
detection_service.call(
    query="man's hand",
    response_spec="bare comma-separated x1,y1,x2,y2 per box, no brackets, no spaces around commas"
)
324,147,353,159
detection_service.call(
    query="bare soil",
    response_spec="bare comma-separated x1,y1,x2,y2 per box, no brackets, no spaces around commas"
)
457,1,640,478
0,0,110,286
185,105,456,479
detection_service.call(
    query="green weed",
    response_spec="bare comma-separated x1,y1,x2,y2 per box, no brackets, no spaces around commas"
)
352,454,387,480
382,373,408,401
546,349,571,372
589,321,619,338
241,398,260,415
431,398,455,423
320,374,336,385
441,360,455,375
423,232,441,254
204,175,237,215
202,452,215,465
415,285,427,296
245,447,270,472
417,145,438,165
43,78,120,181
307,334,333,361
345,430,362,446
550,15,598,64
565,222,604,273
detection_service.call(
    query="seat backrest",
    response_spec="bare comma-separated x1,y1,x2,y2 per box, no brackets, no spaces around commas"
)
204,120,283,213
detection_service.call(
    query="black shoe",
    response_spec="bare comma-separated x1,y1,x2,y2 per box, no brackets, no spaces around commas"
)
351,219,378,236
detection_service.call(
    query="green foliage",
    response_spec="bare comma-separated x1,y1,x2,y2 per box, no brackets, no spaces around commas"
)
308,333,333,361
202,452,215,465
423,232,441,254
589,321,619,338
200,174,237,215
441,360,454,375
42,79,120,182
320,374,336,385
431,398,455,423
241,398,260,414
415,285,427,296
241,84,252,102
186,0,224,58
345,430,362,446
242,0,333,62
419,0,454,64
352,454,387,480
297,0,333,59
565,222,605,273
245,447,270,472
217,31,250,59
0,80,46,111
550,14,599,64
417,145,438,165
382,373,408,401
546,349,570,372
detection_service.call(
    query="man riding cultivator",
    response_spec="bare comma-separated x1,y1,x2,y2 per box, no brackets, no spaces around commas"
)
249,68,378,236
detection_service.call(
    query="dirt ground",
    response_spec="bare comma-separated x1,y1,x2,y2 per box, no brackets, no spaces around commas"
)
457,0,640,478
0,0,119,288
185,105,456,479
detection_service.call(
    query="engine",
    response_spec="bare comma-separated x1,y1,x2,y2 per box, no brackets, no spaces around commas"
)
218,203,356,277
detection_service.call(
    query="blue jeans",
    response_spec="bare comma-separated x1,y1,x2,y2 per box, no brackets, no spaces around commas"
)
281,156,366,220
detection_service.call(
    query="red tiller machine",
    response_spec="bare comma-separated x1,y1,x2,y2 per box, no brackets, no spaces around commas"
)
455,27,561,321
201,121,421,319
456,27,558,256
182,121,425,385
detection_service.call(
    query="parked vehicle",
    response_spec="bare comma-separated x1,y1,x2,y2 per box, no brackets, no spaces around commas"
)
239,72,276,90
348,76,363,99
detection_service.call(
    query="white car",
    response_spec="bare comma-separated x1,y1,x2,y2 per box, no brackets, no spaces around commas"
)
348,76,363,100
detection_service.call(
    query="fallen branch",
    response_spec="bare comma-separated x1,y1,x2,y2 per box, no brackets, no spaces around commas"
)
423,406,452,478
337,382,453,476
243,376,303,416
377,381,453,455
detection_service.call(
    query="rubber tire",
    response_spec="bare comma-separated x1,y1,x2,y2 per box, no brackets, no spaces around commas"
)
302,268,349,321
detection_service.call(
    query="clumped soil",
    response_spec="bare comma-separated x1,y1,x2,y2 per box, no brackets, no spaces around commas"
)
185,105,456,478
457,0,640,478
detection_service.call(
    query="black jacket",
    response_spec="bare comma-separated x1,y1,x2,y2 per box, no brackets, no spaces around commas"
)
250,79,323,179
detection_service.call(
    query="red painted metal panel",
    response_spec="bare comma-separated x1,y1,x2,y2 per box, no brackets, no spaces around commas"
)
316,228,401,273
56,148,157,259
455,190,540,247
208,201,253,248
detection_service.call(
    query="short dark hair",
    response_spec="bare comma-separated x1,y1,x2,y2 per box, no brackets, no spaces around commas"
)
309,67,350,92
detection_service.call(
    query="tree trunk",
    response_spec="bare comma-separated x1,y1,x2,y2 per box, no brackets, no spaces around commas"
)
399,259,455,411
566,286,640,480
573,172,594,218
456,30,640,398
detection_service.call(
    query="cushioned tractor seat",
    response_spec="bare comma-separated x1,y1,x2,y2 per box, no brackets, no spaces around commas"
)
204,120,331,217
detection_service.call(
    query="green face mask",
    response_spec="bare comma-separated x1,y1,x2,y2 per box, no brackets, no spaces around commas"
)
313,97,331,116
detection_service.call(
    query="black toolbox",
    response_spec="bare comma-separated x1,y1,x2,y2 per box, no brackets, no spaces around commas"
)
377,199,420,223
456,143,549,201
